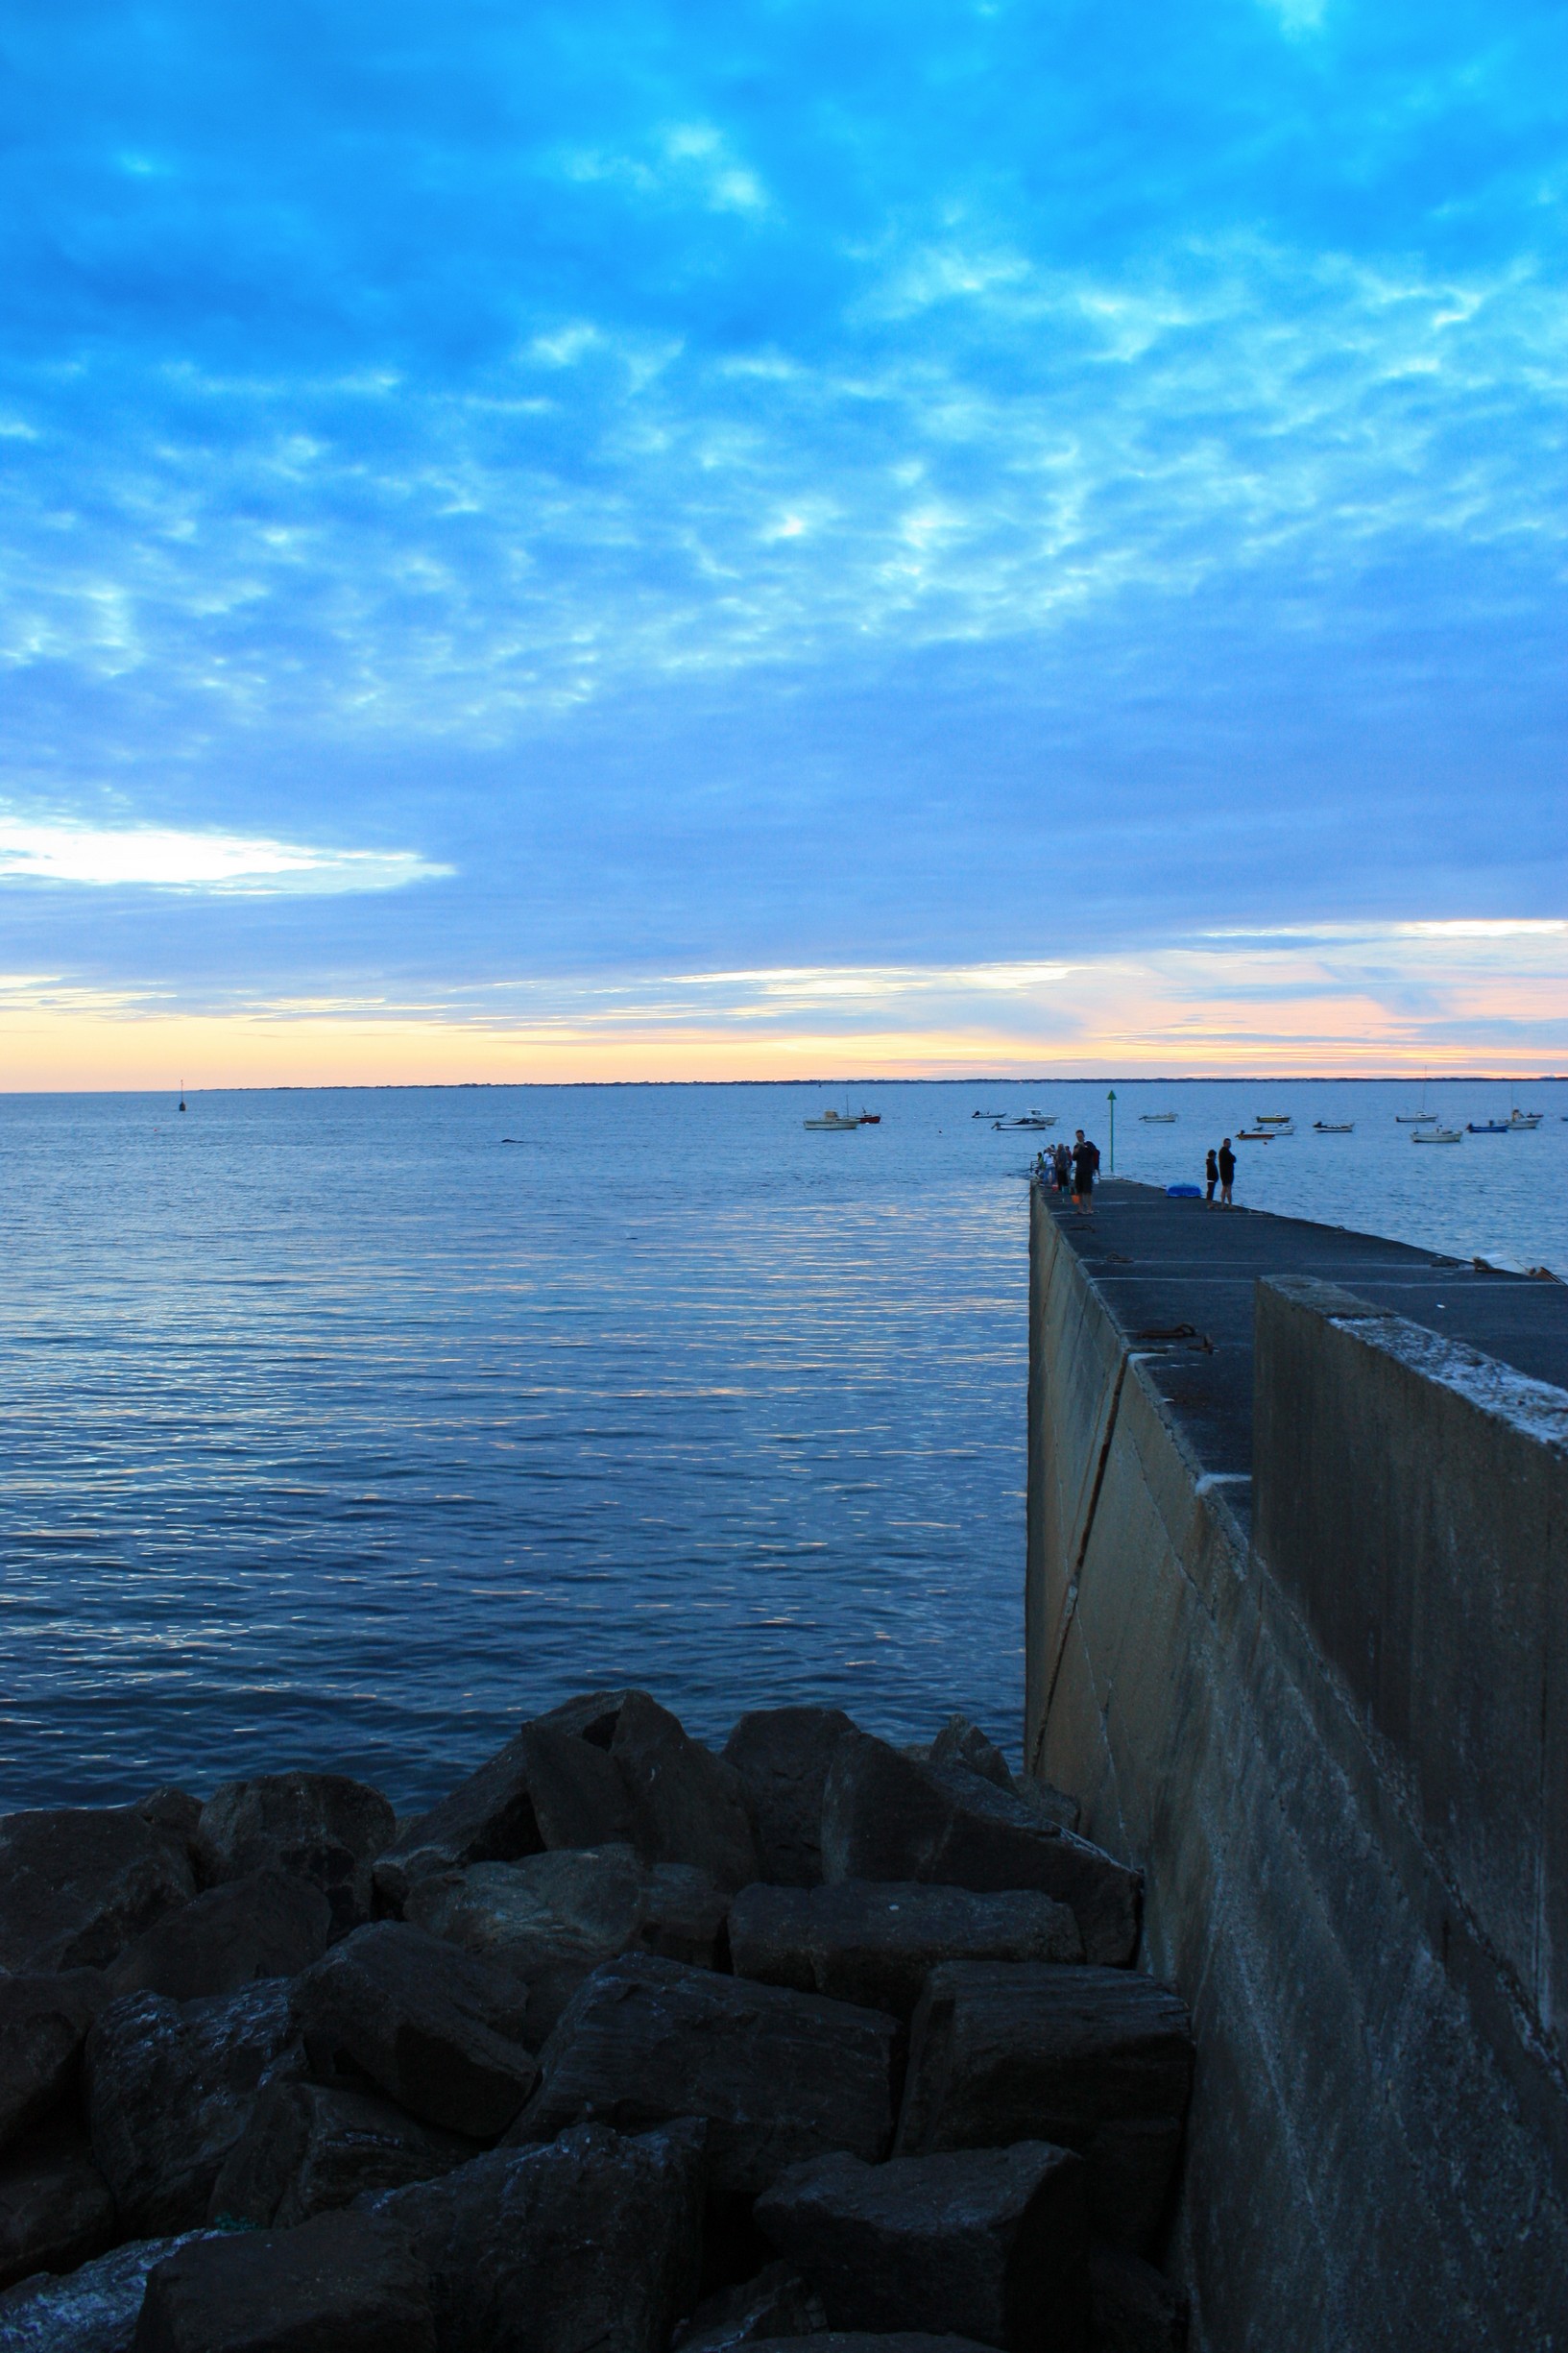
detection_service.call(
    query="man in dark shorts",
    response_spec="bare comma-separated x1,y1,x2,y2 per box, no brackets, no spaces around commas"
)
1218,1137,1236,1206
1205,1148,1218,1202
1072,1128,1099,1215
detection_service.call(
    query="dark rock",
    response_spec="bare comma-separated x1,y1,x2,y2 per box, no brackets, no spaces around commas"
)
84,1979,305,2236
134,2208,434,2353
613,1695,760,1892
373,1736,544,1912
730,1881,1081,2022
0,1809,196,1976
721,1710,856,1887
133,1792,205,1855
511,1954,896,2196
1089,2243,1190,2353
294,1922,535,2137
406,1847,727,2041
894,1964,1194,2253
520,1723,636,1850
105,1870,332,2004
537,1689,634,1747
207,2078,478,2228
673,2260,828,2351
757,2142,1089,2353
744,2338,998,2353
196,1775,396,1937
820,1734,1139,1966
0,2114,117,2291
926,1724,1082,1836
929,1714,1017,1792
0,2230,217,2353
363,2117,704,2353
0,1972,107,2154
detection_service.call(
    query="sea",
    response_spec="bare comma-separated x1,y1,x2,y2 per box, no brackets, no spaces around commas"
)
4,1076,1565,1813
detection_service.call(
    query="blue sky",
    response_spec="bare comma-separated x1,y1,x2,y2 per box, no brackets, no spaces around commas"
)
3,0,1565,1079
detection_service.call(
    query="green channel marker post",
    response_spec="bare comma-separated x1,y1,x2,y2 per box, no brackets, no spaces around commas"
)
1107,1088,1116,1172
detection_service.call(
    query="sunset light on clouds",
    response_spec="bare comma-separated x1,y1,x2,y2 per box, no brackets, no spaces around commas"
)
2,0,1564,1082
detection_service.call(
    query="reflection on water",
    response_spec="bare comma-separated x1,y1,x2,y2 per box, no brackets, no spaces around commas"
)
3,1077,1563,1809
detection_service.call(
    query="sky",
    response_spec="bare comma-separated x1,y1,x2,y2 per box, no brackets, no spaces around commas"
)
2,0,1566,1083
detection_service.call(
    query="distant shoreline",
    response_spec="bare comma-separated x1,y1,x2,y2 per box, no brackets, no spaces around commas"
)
2,1074,1565,1097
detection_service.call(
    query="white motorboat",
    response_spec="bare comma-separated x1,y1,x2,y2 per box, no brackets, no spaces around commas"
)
1508,1109,1542,1129
1139,1112,1178,1124
994,1112,1056,1129
1313,1121,1354,1133
1412,1127,1463,1144
804,1108,859,1131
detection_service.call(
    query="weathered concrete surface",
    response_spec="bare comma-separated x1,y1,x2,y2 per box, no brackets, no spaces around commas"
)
1025,1178,1568,2353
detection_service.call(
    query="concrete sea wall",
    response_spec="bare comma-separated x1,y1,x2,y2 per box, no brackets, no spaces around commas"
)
1025,1182,1568,2352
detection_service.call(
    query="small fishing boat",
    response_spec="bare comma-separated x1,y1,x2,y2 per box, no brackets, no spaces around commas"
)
1508,1109,1542,1129
1313,1121,1354,1133
1139,1112,1178,1124
1413,1127,1463,1144
856,1110,881,1125
1466,1120,1509,1134
972,1110,1010,1120
994,1112,1056,1130
1237,1129,1276,1142
805,1108,859,1131
1254,1113,1292,1126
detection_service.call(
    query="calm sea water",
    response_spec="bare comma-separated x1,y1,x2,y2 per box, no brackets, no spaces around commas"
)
4,1077,1564,1812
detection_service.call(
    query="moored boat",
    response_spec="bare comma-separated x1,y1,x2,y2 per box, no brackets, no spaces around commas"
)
1313,1121,1354,1132
1237,1129,1276,1141
1412,1127,1463,1144
804,1108,859,1131
1140,1112,1178,1123
1466,1120,1509,1134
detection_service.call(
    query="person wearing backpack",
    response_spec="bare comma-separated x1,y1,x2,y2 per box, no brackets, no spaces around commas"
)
1071,1128,1100,1216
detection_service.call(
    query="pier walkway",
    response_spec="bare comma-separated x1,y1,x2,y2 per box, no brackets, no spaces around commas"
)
1040,1176,1568,1536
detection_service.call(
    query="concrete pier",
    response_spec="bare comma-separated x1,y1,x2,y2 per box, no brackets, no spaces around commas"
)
1025,1178,1568,2352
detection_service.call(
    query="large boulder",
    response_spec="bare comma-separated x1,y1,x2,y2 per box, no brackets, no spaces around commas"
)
208,2078,478,2228
362,2118,705,2353
105,1870,332,2004
928,1719,1080,1835
195,1775,395,1937
756,2142,1089,2353
134,2209,435,2353
1090,2244,1190,2352
0,1809,195,1976
375,1714,639,1915
672,2261,828,2352
520,1724,636,1851
729,1882,1081,2022
894,1963,1194,2253
745,2340,996,2353
0,2230,217,2353
293,1922,536,2138
820,1734,1139,1966
84,1979,305,2237
720,1710,856,1886
612,1696,760,1892
511,1955,897,2197
406,1847,727,2041
0,1973,107,2153
0,2114,117,2291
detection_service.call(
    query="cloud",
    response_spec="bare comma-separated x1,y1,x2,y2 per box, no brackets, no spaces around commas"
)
0,817,450,895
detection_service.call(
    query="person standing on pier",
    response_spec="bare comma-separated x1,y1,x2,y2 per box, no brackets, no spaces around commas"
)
1072,1128,1099,1216
1205,1148,1218,1202
1218,1137,1236,1207
1054,1141,1072,1199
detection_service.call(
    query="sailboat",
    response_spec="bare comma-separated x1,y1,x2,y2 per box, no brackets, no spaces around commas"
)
178,1078,186,1114
1395,1077,1436,1124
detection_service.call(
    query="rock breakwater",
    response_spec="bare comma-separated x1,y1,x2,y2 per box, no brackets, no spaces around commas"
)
0,1694,1193,2352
